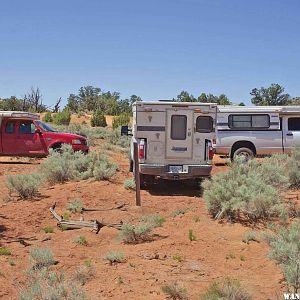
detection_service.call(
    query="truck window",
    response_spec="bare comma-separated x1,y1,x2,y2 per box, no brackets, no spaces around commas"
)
288,117,300,131
196,116,213,133
19,121,36,134
171,115,187,140
5,121,15,134
228,114,270,129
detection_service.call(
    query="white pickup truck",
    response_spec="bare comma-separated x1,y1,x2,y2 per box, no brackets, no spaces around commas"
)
216,106,300,160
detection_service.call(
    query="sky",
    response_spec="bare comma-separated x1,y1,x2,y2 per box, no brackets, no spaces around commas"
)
0,0,299,107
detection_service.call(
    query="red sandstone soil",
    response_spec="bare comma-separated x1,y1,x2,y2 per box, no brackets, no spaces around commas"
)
0,147,292,300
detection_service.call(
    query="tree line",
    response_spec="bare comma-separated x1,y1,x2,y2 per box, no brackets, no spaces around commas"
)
0,84,299,113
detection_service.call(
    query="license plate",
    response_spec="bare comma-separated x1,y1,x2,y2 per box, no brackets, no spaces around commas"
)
169,165,188,173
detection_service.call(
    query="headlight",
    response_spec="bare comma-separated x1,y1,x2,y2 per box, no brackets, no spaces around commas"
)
72,139,82,145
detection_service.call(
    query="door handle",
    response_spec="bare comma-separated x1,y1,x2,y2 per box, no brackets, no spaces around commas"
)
286,133,293,136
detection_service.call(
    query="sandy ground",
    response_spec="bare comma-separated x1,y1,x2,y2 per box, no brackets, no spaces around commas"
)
0,148,291,300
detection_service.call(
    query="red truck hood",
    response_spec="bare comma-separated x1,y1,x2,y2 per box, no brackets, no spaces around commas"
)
48,131,86,139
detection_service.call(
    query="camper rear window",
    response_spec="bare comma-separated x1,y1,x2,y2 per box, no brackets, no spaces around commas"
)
228,114,270,129
171,115,187,140
196,116,213,133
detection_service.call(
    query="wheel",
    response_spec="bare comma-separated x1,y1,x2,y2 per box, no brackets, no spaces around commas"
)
232,147,254,162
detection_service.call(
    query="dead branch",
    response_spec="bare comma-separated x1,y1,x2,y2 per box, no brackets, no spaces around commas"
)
81,203,127,212
49,204,123,234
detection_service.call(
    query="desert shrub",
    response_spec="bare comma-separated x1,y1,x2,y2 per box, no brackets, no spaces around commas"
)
119,223,153,244
67,198,83,213
140,214,166,228
74,236,87,246
6,173,41,199
103,251,125,265
171,208,189,217
29,248,55,270
107,129,131,149
201,278,251,300
124,178,136,190
40,145,78,184
173,255,184,262
242,231,260,244
287,148,300,187
91,109,107,127
161,282,187,300
0,247,11,256
267,223,300,293
52,108,71,125
73,265,96,286
42,111,53,123
40,145,117,184
20,249,85,300
92,155,118,181
203,157,288,222
42,226,54,234
112,112,130,129
188,229,196,241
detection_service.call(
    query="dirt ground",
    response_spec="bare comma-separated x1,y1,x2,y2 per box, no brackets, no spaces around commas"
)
0,145,290,299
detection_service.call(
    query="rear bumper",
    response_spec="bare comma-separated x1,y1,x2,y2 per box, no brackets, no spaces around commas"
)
139,164,212,180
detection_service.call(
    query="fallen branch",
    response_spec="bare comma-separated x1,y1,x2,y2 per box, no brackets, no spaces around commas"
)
81,203,127,212
49,204,123,234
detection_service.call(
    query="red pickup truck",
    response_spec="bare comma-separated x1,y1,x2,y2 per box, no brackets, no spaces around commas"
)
0,111,89,156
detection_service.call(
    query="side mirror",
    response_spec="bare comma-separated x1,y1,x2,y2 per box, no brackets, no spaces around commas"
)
35,128,42,134
121,125,132,136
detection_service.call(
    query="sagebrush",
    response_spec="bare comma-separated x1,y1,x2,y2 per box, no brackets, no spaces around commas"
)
6,173,41,199
203,156,288,221
20,248,85,300
201,278,251,300
266,223,300,293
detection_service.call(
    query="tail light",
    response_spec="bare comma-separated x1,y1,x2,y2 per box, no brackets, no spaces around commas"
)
138,139,145,160
206,140,214,161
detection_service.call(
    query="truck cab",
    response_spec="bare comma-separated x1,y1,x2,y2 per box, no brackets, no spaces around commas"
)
0,111,88,157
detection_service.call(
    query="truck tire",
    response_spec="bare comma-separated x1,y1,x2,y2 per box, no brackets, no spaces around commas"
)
232,147,254,162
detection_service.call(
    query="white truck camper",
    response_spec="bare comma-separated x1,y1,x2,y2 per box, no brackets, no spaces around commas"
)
216,105,300,160
123,101,218,186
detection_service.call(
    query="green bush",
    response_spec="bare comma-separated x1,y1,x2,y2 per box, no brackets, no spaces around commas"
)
52,109,71,125
91,109,107,127
161,282,187,300
6,173,41,199
42,112,53,123
242,231,260,244
30,248,55,270
74,236,87,246
140,214,166,228
73,265,96,286
118,223,153,244
67,198,83,213
42,226,54,234
188,229,196,241
201,278,251,300
267,223,300,293
108,129,131,149
20,249,85,300
93,155,118,181
112,112,130,129
40,145,118,184
124,178,136,190
203,157,288,222
0,247,11,256
103,251,125,265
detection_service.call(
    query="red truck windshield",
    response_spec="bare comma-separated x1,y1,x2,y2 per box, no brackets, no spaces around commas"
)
35,121,57,132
